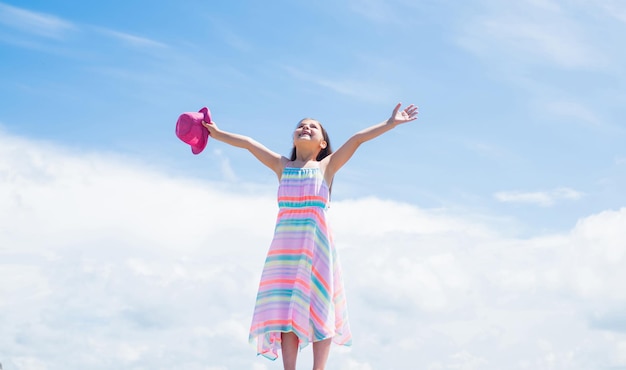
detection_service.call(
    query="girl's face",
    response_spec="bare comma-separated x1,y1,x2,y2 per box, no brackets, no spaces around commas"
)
294,119,326,148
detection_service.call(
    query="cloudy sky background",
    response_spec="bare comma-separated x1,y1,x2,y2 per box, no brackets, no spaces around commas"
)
1,0,625,369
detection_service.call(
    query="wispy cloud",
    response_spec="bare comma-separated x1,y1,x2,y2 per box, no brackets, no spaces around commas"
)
204,16,252,53
94,27,168,49
463,140,510,160
457,0,607,69
347,0,397,23
594,0,626,24
494,187,584,206
543,99,603,127
281,65,393,102
0,3,168,51
346,0,422,26
212,148,238,182
0,2,75,39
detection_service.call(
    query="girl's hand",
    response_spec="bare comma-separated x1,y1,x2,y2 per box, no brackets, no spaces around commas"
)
388,103,418,125
202,120,218,137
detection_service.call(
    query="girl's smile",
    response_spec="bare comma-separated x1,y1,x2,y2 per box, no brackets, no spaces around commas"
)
294,119,321,141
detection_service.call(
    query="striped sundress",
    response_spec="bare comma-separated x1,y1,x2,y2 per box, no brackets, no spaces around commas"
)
249,166,352,360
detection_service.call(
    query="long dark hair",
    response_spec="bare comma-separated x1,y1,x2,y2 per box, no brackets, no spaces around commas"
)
289,118,333,161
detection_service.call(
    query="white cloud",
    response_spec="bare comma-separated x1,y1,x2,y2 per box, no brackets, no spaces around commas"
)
0,2,75,39
347,0,397,23
494,187,583,206
593,0,626,24
457,0,607,69
281,65,393,102
93,27,168,49
1,130,625,369
203,15,253,53
212,148,238,182
0,3,166,53
542,99,603,127
615,340,626,366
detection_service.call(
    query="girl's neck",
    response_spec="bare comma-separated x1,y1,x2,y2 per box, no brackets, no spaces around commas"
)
294,148,320,163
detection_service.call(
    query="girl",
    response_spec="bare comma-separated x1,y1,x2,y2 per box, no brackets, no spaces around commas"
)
202,103,418,370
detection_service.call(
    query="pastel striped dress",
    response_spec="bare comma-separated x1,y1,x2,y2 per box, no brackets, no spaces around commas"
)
249,166,352,360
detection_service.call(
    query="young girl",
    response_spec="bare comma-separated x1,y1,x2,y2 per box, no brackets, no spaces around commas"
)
202,103,418,370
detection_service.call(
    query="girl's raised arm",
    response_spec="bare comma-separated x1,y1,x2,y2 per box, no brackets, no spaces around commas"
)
323,103,418,182
202,121,285,178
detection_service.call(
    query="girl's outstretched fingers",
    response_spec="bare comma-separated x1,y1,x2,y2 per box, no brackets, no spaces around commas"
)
391,102,419,124
404,104,419,120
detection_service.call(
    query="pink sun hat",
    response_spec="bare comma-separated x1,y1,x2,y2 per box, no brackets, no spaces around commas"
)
176,107,211,154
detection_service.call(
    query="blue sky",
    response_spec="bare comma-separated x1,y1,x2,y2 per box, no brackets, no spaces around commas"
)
2,0,625,231
1,1,626,369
